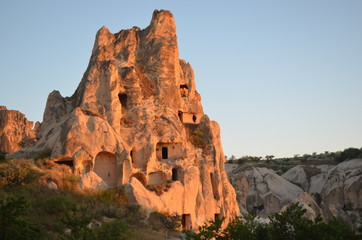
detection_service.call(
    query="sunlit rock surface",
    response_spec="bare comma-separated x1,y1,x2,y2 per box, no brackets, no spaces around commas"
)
26,10,239,229
0,106,38,154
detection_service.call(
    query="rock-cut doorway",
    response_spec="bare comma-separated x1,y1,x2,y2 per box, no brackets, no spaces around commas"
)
93,151,118,188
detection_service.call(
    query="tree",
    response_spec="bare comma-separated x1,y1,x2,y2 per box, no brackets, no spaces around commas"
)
184,203,361,240
0,150,6,161
265,155,275,161
336,148,362,163
0,197,42,240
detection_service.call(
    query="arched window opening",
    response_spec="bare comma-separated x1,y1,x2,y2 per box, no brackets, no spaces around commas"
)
94,151,118,188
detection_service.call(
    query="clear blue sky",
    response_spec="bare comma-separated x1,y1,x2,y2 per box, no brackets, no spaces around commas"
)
1,1,361,158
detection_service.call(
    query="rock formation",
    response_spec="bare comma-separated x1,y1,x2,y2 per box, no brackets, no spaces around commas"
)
310,159,362,227
228,167,316,216
23,10,239,229
228,158,362,228
0,106,38,154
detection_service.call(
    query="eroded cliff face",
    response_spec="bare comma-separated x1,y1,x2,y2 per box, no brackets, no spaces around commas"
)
228,158,362,228
31,10,239,229
0,106,38,154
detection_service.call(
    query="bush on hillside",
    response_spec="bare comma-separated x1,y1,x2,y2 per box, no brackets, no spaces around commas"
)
0,196,42,240
336,148,362,163
0,151,6,161
184,203,361,240
0,159,39,187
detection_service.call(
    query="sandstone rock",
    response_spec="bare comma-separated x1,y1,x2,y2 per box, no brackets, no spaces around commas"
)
229,167,304,216
28,9,239,229
229,159,362,227
47,181,59,190
318,159,362,227
0,106,39,154
282,165,309,191
79,171,109,190
282,192,323,220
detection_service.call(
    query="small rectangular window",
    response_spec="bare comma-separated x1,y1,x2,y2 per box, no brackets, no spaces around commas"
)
162,147,168,159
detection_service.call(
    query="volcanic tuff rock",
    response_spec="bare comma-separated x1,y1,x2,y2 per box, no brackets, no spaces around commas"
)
228,158,362,228
310,159,362,227
22,10,239,229
229,167,309,216
0,106,39,153
282,165,309,191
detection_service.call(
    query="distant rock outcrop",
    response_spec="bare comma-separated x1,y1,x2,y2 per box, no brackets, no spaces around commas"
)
0,106,39,154
282,165,309,191
228,158,362,228
14,10,239,229
229,167,311,216
310,159,362,227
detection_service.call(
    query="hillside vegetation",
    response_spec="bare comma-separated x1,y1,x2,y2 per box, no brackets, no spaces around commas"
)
0,158,181,240
226,147,362,174
0,147,361,239
185,203,362,240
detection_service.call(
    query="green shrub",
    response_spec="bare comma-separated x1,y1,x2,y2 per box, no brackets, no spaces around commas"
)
88,219,128,240
125,203,140,214
336,148,362,163
62,173,80,192
43,194,77,215
0,159,39,187
185,217,224,240
185,203,360,240
0,196,42,240
0,151,6,161
149,212,182,231
191,130,206,148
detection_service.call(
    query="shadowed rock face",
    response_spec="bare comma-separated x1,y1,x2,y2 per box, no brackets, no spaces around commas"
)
0,106,38,153
30,10,239,229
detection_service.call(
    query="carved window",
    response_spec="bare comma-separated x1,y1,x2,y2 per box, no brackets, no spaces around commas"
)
172,168,178,181
162,147,168,159
192,115,197,123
